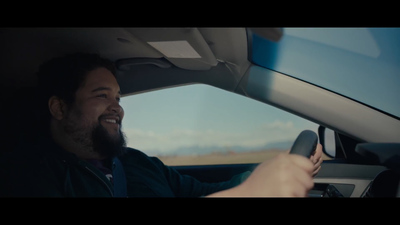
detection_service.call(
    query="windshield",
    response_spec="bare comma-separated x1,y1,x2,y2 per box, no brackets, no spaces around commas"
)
251,27,400,119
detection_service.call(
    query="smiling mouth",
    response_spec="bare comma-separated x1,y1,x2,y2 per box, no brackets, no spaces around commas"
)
104,119,118,124
100,115,121,127
101,119,121,132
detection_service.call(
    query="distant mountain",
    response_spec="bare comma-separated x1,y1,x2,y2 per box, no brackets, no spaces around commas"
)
142,140,294,156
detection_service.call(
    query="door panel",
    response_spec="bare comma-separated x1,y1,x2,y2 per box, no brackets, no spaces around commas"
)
174,161,388,197
312,162,387,197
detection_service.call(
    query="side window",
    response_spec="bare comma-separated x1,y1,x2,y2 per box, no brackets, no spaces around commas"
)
120,84,321,166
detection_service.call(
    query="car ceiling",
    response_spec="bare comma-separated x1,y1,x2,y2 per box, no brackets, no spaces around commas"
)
0,27,282,95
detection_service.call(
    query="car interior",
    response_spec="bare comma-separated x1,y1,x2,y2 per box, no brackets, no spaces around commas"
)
0,27,399,197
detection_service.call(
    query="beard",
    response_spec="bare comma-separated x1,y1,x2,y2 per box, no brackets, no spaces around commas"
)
91,120,127,158
63,110,127,159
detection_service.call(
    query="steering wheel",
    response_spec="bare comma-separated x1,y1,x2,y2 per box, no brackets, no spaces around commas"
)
289,130,318,158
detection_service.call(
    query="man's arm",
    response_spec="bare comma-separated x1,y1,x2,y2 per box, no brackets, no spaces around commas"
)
207,144,323,197
158,157,252,197
206,153,315,197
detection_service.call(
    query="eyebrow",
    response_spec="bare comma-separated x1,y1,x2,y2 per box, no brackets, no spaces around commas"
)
91,87,121,95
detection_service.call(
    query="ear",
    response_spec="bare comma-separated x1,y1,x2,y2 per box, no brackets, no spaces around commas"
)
48,96,66,120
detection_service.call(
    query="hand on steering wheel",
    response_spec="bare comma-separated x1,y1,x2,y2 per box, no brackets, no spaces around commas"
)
289,130,318,158
208,130,320,197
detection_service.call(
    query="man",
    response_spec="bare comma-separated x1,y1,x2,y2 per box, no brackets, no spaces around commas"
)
0,53,322,197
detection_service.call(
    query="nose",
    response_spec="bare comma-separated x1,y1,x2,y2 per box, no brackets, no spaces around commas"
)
109,102,123,114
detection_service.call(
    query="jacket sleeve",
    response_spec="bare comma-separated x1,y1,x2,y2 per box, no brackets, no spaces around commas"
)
150,156,251,197
119,148,251,197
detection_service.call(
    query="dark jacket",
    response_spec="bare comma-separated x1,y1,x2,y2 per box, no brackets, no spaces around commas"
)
0,136,250,197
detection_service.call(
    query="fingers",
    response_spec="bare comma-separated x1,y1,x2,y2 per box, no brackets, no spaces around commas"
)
310,143,323,176
311,157,323,176
289,154,314,174
289,158,314,196
312,144,323,159
253,154,315,197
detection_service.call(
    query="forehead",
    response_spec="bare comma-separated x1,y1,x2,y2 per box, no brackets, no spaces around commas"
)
81,67,120,92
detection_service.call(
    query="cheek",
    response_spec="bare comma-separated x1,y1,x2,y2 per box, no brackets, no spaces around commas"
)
78,102,106,123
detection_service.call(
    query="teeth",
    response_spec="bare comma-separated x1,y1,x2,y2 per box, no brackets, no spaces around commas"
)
105,119,117,124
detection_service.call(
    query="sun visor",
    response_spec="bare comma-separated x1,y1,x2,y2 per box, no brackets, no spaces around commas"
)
124,28,218,70
116,58,172,71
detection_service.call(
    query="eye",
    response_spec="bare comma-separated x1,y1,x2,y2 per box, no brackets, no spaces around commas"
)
97,94,107,98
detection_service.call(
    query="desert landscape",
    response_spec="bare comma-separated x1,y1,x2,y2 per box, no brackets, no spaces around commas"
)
157,149,331,166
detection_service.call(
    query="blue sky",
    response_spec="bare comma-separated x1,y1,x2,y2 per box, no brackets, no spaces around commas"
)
120,84,318,155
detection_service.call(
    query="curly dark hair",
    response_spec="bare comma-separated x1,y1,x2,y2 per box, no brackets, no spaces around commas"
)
35,52,117,132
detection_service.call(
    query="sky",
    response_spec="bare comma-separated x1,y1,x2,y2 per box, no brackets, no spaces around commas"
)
120,84,318,155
